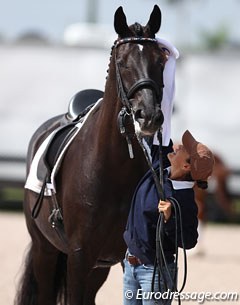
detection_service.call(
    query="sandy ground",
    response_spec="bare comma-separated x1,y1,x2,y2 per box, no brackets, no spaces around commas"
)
0,212,239,305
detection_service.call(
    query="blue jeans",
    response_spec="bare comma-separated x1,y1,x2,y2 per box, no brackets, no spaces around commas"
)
123,258,175,305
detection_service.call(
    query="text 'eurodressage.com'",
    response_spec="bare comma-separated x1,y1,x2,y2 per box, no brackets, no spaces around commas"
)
124,289,239,304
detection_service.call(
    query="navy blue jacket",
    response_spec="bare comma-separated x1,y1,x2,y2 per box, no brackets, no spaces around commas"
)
123,144,198,265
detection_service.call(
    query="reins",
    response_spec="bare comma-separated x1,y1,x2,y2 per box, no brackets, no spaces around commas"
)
135,131,187,305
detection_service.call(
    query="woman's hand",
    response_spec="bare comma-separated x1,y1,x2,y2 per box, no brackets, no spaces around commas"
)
158,200,172,222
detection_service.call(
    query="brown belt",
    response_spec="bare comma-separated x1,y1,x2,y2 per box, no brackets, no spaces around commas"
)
126,254,142,266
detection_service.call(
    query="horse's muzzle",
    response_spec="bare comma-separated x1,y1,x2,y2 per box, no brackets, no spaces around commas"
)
134,108,164,136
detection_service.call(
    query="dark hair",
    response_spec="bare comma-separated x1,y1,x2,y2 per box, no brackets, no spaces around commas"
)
184,171,193,182
196,180,208,189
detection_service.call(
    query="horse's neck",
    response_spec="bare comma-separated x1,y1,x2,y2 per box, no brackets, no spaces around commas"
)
85,73,127,161
74,68,147,184
102,66,119,113
98,67,121,133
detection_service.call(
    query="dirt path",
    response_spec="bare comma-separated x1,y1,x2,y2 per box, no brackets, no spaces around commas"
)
0,212,239,304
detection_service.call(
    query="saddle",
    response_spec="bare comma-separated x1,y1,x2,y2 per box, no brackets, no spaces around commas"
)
67,89,104,121
43,89,104,174
31,89,104,220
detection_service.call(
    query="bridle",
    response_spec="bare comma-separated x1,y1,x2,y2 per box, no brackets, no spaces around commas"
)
114,37,165,159
114,37,163,112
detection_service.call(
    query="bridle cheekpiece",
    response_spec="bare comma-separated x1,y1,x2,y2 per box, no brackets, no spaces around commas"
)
114,37,161,112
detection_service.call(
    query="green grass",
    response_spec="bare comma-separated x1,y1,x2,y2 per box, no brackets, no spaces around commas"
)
1,187,24,201
0,187,24,210
233,198,240,214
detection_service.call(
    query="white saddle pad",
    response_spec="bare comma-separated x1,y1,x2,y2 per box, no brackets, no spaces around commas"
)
25,99,101,196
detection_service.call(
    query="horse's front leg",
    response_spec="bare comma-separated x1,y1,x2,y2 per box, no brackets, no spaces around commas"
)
67,248,93,305
84,267,111,305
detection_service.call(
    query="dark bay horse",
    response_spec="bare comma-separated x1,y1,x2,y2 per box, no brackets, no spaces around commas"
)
16,5,168,305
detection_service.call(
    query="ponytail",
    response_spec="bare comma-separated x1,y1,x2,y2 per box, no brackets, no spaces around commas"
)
196,180,208,189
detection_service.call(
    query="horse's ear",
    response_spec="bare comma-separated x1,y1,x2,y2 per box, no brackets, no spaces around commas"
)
146,5,162,35
114,6,130,37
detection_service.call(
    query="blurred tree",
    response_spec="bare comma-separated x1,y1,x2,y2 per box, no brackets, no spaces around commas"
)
86,0,98,23
201,25,229,50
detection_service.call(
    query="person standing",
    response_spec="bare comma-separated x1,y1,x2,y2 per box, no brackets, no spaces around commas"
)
123,130,215,305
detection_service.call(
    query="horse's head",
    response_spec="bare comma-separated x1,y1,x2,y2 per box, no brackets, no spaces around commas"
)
113,5,167,136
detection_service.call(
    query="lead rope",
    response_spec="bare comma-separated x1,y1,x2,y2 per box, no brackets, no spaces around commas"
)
136,130,187,305
135,131,171,297
155,131,176,305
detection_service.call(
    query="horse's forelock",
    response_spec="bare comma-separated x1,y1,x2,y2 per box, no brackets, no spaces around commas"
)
129,22,156,39
129,23,144,37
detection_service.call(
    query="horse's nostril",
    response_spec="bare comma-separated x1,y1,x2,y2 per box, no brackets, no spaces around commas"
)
135,109,145,120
